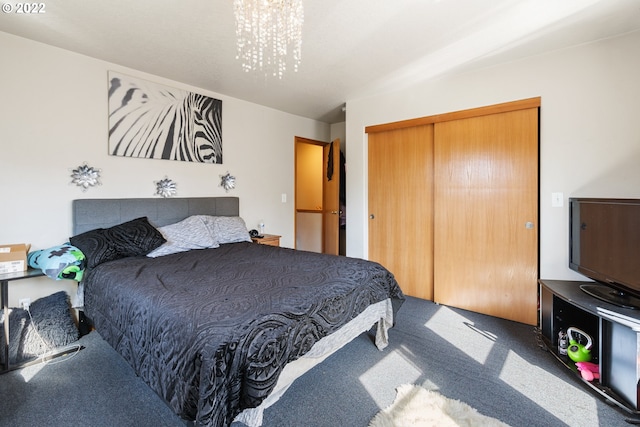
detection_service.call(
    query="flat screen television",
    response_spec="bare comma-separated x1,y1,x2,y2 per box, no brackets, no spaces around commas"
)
569,198,640,309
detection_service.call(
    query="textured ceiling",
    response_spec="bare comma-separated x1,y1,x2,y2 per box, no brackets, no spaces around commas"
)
1,0,639,123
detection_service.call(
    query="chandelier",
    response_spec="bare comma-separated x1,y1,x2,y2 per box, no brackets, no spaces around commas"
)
233,0,304,78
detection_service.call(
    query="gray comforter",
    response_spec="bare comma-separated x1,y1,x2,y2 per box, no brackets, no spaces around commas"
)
83,242,404,426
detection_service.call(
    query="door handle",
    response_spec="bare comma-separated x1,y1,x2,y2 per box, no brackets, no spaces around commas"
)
331,211,339,214
369,214,375,219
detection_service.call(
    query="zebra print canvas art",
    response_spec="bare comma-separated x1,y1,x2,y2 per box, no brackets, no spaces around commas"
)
108,72,222,164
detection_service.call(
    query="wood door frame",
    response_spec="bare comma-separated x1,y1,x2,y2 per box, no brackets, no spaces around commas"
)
323,138,340,255
366,97,541,134
294,136,340,254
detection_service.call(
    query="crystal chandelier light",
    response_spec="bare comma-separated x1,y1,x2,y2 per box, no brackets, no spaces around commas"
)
233,0,304,78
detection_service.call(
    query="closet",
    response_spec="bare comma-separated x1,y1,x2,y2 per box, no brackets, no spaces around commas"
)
368,124,434,300
366,98,539,325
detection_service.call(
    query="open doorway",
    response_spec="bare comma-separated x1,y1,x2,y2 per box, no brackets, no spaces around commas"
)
294,137,344,255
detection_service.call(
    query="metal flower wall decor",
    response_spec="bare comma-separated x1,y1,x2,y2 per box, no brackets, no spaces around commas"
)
155,177,177,198
70,163,102,192
220,172,236,192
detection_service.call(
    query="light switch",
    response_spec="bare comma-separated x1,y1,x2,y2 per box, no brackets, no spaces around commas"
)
281,193,287,203
552,192,563,208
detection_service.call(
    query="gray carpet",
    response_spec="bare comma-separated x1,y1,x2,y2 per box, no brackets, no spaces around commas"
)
0,296,632,426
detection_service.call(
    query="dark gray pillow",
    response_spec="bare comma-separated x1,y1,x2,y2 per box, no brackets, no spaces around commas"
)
22,291,78,359
70,217,166,268
0,291,78,364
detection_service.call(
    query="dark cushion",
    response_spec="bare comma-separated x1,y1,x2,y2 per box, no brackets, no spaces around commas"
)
0,291,78,364
70,217,166,268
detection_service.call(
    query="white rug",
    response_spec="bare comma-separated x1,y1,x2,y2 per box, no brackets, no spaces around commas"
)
369,384,510,427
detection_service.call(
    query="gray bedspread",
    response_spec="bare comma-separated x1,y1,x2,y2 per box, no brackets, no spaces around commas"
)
83,242,404,426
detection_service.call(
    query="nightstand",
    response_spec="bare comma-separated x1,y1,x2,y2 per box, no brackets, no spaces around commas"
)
1,268,44,373
251,234,281,247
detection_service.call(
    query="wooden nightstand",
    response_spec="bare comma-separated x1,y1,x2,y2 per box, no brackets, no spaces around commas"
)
251,234,281,247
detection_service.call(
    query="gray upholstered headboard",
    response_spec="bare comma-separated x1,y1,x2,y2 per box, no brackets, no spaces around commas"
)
72,197,240,235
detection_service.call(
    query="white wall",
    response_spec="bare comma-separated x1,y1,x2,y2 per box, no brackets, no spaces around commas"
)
0,32,330,305
4,29,639,307
345,30,640,282
330,121,346,152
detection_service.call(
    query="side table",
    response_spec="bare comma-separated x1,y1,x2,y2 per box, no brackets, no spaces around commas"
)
1,268,44,373
251,234,281,247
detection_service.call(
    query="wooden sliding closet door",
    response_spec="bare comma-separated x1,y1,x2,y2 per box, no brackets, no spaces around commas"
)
433,108,538,325
368,125,434,300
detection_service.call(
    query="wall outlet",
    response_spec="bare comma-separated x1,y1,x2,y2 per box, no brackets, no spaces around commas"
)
19,298,31,310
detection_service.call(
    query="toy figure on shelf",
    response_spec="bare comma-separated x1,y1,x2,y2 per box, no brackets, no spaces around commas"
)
575,361,600,382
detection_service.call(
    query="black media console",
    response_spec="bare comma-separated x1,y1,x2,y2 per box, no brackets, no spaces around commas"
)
539,279,640,413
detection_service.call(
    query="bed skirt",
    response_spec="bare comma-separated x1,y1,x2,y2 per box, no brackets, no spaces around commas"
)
233,298,393,427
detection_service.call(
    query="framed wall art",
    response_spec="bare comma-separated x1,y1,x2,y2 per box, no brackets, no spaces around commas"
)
108,71,222,164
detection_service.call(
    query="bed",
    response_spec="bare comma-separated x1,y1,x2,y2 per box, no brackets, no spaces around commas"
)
71,197,404,427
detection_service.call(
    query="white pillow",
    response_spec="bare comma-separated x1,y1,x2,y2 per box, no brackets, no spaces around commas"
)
147,215,219,258
205,216,252,244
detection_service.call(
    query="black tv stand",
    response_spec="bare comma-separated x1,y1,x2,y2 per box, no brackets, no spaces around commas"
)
580,284,640,310
539,280,640,414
